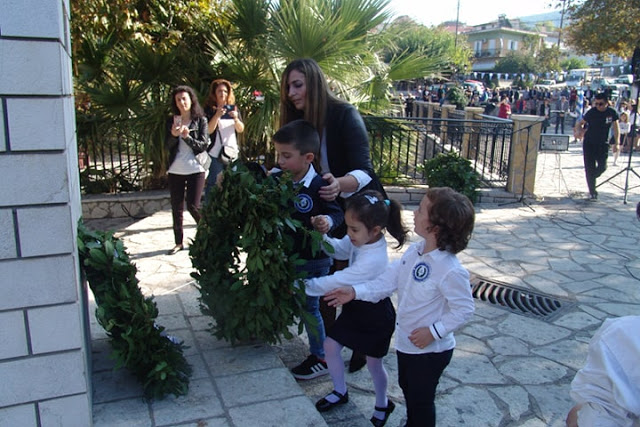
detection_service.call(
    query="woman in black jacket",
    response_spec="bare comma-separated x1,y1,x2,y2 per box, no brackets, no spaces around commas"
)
279,58,384,202
279,58,389,415
165,85,209,255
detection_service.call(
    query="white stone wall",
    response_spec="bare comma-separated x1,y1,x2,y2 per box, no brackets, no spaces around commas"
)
0,0,92,425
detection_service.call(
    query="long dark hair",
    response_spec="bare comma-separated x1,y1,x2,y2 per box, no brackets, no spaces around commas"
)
279,58,345,140
170,85,204,119
344,190,407,249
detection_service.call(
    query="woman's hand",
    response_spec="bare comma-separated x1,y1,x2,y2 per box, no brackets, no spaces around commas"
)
179,125,190,138
324,286,355,307
319,173,340,201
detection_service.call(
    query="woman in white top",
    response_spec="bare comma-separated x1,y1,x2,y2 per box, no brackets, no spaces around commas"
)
203,79,244,201
165,85,209,255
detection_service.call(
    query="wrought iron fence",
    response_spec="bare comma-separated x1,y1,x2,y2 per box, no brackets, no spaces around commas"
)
77,114,514,194
77,117,150,194
364,115,513,187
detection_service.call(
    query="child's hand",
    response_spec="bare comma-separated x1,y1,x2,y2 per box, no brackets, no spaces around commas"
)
311,215,329,234
324,286,355,307
409,327,435,349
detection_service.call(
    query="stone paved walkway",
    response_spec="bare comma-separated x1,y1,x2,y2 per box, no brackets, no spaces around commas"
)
86,143,640,426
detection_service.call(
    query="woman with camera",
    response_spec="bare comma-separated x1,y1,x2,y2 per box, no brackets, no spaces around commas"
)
203,79,245,201
165,85,209,255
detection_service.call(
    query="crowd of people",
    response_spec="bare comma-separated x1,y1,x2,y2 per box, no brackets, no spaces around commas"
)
163,63,638,426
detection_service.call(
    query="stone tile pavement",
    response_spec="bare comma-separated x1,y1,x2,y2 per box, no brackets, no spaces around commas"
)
86,143,640,426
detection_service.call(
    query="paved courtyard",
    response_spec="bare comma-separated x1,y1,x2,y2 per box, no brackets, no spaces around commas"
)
86,143,640,426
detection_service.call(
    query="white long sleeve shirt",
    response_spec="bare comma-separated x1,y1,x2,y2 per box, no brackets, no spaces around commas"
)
570,316,640,427
352,241,474,354
304,235,389,297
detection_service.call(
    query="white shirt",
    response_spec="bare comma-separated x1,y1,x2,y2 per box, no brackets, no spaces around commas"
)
620,122,631,135
168,136,205,175
304,235,389,297
209,116,238,157
570,316,640,427
353,241,474,354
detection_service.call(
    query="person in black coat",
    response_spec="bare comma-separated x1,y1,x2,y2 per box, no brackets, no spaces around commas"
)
280,58,385,373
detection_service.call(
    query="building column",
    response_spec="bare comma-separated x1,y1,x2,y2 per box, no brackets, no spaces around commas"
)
0,0,92,425
507,115,545,196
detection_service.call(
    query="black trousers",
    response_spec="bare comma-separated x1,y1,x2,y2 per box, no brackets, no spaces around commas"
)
397,349,453,427
168,172,205,245
555,113,565,133
583,142,608,196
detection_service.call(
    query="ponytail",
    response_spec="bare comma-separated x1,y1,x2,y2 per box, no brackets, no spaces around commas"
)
386,199,408,249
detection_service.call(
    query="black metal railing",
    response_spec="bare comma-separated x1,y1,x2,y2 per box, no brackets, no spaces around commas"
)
365,116,513,187
78,115,514,194
77,118,150,194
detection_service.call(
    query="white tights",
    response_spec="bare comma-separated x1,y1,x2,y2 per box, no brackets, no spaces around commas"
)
323,337,389,418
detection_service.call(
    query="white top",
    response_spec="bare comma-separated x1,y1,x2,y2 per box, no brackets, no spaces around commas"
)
209,116,238,158
619,122,631,135
353,241,474,354
304,235,389,297
570,316,640,427
168,136,205,175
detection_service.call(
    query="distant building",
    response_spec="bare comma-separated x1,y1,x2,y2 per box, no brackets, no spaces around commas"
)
464,15,545,72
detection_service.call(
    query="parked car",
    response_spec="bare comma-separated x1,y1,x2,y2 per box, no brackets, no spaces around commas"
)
590,77,615,92
615,74,634,85
463,80,486,95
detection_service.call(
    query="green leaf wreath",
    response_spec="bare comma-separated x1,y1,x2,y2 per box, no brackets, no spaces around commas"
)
77,222,191,400
190,162,326,345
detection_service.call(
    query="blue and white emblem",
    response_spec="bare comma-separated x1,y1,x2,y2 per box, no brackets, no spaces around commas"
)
295,194,313,213
413,262,431,282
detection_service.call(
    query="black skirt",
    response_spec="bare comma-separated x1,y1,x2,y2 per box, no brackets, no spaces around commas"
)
327,297,396,358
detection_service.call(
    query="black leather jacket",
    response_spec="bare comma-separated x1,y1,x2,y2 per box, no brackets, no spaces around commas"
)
165,115,210,168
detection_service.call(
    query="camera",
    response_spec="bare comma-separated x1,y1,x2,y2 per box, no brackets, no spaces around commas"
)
223,104,234,112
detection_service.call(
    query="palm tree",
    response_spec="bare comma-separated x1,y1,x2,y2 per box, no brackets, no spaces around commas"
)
205,0,450,160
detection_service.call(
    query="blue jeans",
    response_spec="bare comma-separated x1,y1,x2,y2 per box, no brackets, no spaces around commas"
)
204,156,224,205
298,259,331,359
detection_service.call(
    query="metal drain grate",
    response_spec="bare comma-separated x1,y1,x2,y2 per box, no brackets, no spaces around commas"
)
470,275,573,320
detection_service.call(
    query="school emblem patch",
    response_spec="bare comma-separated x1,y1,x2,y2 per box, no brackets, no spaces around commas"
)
295,194,313,213
413,262,431,282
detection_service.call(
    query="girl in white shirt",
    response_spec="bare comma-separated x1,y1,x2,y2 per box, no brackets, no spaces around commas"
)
325,187,476,427
304,190,407,427
615,112,630,165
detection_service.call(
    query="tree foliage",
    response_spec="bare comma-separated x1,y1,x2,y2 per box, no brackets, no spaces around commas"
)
494,45,560,74
494,52,538,74
72,0,451,191
565,0,640,57
72,0,225,188
561,57,588,71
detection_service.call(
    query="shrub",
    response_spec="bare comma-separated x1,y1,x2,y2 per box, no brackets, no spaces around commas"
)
420,152,480,203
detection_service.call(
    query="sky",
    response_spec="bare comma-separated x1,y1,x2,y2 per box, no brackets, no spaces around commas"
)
388,0,560,27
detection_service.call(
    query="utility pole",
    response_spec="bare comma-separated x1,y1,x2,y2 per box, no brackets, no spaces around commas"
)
557,0,569,49
454,0,460,50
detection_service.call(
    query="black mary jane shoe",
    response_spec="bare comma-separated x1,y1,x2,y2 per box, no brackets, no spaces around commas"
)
315,390,349,412
370,398,395,427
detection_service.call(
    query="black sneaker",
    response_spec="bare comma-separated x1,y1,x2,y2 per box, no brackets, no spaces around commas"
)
291,355,328,380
